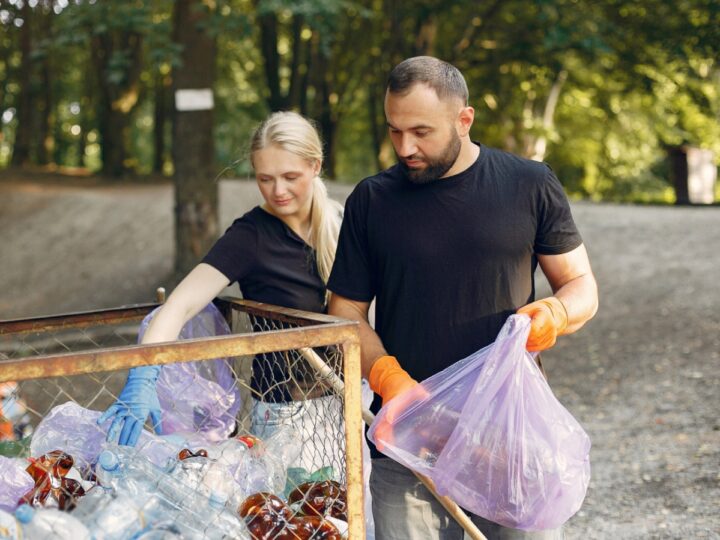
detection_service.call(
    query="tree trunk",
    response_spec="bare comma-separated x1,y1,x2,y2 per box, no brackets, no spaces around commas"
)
668,146,690,205
100,108,128,177
11,1,33,167
153,70,170,174
74,59,95,169
37,40,53,165
91,31,144,178
367,86,383,171
309,37,338,178
172,0,218,277
413,14,437,56
527,70,567,161
257,10,284,111
287,14,305,111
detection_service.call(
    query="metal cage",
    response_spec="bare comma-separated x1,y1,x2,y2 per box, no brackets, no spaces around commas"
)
0,297,364,539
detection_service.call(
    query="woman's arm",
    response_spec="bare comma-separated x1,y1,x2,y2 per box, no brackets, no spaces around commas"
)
141,263,231,344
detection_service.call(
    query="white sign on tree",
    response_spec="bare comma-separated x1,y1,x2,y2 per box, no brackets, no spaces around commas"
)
175,89,214,112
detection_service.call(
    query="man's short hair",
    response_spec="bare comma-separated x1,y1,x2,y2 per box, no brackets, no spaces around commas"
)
387,56,469,106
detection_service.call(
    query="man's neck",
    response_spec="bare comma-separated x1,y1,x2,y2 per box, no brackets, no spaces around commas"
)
442,140,480,179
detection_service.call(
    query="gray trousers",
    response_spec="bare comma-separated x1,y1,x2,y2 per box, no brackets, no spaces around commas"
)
369,458,564,540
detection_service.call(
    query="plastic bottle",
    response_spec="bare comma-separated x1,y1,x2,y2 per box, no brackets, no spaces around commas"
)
172,490,249,540
0,508,20,539
94,448,157,503
94,450,123,491
238,492,293,538
70,486,110,518
96,445,175,500
165,453,212,500
72,486,172,540
78,494,146,540
15,504,91,540
96,444,245,538
207,437,251,476
233,440,288,500
287,480,348,521
131,522,183,539
264,425,302,469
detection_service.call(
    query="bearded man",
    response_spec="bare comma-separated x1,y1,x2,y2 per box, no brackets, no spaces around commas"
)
328,56,598,540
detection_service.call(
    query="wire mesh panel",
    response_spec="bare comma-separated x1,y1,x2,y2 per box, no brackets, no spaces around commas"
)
0,298,363,539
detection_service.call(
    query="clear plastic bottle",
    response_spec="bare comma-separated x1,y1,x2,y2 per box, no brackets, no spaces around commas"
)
263,425,302,471
233,440,287,500
207,437,250,477
15,504,91,540
0,508,20,540
96,445,172,502
89,447,183,532
93,447,155,510
132,522,183,539
76,493,145,540
173,491,248,540
94,450,123,491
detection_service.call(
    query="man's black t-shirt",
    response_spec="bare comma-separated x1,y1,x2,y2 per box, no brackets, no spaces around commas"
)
328,145,582,445
202,206,326,401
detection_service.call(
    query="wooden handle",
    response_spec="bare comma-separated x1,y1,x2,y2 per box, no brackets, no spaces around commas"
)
299,348,488,540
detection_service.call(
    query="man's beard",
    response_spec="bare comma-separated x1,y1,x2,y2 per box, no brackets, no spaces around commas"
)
399,131,462,185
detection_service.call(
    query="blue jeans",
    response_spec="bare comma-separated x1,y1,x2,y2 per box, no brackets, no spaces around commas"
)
370,458,564,540
249,395,346,477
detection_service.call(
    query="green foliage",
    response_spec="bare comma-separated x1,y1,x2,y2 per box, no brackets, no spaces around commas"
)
1,0,718,202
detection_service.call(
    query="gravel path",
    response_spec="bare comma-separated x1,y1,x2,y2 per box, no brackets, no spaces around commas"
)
1,179,718,539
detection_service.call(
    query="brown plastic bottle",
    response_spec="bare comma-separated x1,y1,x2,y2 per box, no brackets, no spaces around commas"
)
287,480,348,521
238,492,294,539
22,450,85,510
238,492,342,539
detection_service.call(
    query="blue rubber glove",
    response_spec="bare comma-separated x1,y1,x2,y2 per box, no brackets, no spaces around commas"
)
98,365,163,446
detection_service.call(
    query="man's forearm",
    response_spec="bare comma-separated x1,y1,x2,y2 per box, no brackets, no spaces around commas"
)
555,273,599,334
328,295,388,379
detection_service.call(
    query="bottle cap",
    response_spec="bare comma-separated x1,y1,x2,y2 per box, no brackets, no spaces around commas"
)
98,450,120,471
236,435,258,449
15,504,35,524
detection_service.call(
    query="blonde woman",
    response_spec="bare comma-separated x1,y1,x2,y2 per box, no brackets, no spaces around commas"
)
100,111,345,474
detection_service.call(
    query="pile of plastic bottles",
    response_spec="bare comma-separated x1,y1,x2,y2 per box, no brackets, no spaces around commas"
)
0,403,349,539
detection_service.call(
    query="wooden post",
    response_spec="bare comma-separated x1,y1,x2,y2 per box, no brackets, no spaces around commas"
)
156,287,166,304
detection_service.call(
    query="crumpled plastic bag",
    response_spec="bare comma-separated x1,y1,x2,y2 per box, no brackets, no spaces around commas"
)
369,314,591,531
0,456,34,512
30,401,196,470
139,303,242,441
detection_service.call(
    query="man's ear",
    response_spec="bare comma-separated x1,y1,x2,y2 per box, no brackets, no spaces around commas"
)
456,105,475,137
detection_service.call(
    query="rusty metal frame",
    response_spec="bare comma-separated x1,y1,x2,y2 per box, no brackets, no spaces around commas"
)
0,297,365,538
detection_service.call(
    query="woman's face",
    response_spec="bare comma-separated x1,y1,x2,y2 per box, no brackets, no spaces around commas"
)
253,145,319,220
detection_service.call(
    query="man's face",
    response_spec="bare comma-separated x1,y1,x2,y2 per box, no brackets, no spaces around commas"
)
384,84,463,184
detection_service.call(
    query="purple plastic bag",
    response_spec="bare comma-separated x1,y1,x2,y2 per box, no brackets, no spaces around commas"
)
139,303,242,441
368,315,591,531
0,456,34,512
30,401,197,469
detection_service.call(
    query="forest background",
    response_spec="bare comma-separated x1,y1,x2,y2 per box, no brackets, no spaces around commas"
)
1,0,719,275
1,5,719,538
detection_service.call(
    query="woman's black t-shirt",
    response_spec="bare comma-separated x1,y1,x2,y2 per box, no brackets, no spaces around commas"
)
202,206,326,402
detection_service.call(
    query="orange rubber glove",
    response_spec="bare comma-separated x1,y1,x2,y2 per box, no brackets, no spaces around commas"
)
368,355,418,407
517,297,569,352
369,355,427,451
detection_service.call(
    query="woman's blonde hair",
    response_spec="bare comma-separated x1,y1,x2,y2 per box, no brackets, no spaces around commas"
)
250,111,343,294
